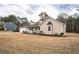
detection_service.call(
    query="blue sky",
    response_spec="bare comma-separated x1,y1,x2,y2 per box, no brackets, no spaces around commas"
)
0,4,79,21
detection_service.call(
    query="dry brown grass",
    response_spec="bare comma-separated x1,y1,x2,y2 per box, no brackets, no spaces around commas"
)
0,31,79,54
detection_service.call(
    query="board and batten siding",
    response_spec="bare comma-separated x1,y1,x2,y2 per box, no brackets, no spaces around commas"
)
40,18,66,35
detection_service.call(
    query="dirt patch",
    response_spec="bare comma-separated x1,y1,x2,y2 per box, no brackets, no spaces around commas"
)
0,31,79,54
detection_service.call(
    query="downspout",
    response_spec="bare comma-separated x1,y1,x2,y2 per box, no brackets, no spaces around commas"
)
64,22,66,34
52,24,53,35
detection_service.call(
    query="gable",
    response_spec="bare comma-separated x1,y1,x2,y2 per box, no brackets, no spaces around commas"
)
39,16,65,26
49,17,64,25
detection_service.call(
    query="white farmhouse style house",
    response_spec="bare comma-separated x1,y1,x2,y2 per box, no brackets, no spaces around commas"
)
19,12,66,36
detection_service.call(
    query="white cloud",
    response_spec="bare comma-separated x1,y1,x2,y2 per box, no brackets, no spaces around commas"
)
28,5,60,21
68,8,79,15
0,4,79,22
0,4,60,22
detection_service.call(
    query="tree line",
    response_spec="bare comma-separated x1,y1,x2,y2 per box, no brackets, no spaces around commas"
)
0,12,79,33
0,15,28,30
56,13,79,33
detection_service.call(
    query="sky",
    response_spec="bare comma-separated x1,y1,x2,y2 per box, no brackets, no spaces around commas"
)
0,4,79,22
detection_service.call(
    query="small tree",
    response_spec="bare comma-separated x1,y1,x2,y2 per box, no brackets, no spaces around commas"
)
56,13,68,24
2,15,17,23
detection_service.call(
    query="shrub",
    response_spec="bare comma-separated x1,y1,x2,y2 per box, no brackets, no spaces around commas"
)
54,33,59,36
23,31,26,34
39,31,43,35
32,31,36,34
60,33,64,36
0,22,4,30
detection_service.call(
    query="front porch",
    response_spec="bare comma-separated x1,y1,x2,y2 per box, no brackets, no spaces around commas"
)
28,26,41,34
19,25,42,34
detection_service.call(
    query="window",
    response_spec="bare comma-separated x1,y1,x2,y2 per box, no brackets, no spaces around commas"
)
36,27,37,30
29,27,32,30
38,27,40,30
47,21,52,25
36,27,40,30
48,26,51,31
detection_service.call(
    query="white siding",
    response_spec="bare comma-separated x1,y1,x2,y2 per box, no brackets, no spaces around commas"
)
40,18,66,35
19,27,27,33
19,27,33,33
